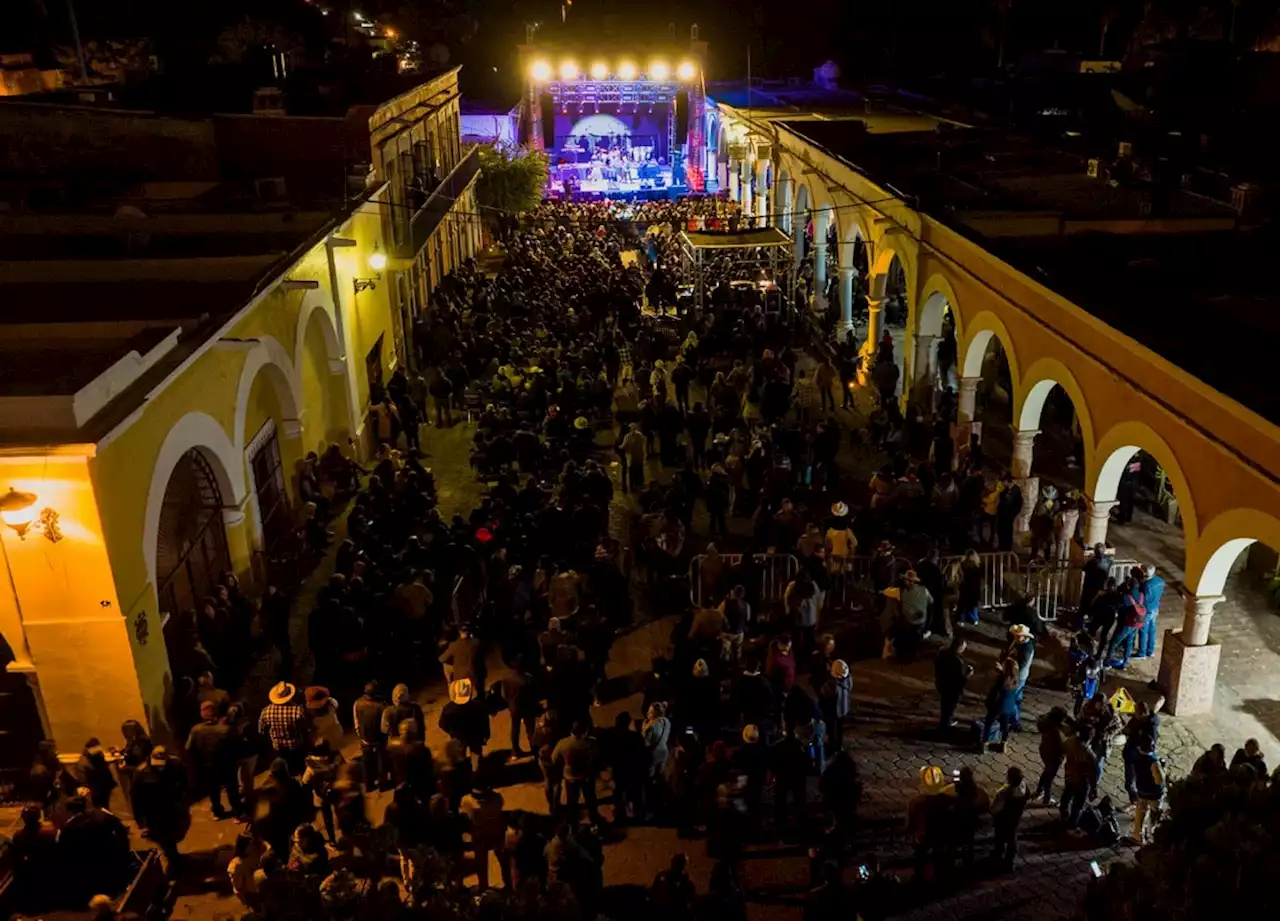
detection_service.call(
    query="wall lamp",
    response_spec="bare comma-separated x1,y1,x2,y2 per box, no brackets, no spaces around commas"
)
0,488,62,543
353,245,387,295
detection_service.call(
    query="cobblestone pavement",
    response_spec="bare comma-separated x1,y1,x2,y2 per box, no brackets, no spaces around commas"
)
11,372,1272,921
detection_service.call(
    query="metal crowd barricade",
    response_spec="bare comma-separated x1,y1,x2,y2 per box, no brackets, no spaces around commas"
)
688,553,800,607
1025,557,1139,622
835,550,1022,611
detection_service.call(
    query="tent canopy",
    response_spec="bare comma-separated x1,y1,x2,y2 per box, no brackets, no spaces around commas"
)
679,227,793,249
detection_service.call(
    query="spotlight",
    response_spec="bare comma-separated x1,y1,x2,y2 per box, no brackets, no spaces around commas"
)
590,60,608,80
617,60,637,80
649,60,669,80
530,59,551,82
559,60,579,80
677,61,697,81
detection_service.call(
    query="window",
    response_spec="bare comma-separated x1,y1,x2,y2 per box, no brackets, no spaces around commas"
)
248,421,291,556
366,334,385,403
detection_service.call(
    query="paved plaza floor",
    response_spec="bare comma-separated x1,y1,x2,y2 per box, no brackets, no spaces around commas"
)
9,371,1280,921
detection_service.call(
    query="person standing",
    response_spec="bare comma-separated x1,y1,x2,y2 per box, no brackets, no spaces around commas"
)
981,659,1020,748
460,776,507,890
1136,565,1165,660
186,700,242,819
1034,707,1070,805
1004,624,1035,731
258,682,309,775
1129,737,1164,844
554,719,602,826
990,766,1030,870
1079,544,1112,615
439,679,491,761
500,658,542,759
130,746,190,869
1060,727,1098,829
642,703,672,817
934,636,973,730
353,682,389,791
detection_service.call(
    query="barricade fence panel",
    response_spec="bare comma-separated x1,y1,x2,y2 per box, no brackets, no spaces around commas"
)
691,551,1138,622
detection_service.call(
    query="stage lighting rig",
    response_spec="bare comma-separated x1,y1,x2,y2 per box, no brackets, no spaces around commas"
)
649,60,669,80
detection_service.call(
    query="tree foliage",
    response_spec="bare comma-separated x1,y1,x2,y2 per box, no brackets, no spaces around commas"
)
474,144,548,222
1082,767,1280,921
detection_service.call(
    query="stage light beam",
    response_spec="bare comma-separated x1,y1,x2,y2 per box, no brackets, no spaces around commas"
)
677,61,697,81
617,61,637,80
590,61,608,80
649,60,669,80
530,59,551,82
559,60,579,80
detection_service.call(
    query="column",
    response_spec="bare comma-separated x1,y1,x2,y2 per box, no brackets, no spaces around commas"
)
775,176,791,231
1011,428,1039,536
728,160,740,203
856,297,884,385
957,375,980,422
913,334,937,386
838,266,855,333
813,233,828,299
1159,594,1224,715
1083,499,1117,548
1011,428,1038,478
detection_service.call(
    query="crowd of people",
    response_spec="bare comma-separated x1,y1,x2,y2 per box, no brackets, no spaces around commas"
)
5,193,1261,921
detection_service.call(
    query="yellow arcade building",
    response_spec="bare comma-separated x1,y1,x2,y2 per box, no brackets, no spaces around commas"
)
0,71,481,779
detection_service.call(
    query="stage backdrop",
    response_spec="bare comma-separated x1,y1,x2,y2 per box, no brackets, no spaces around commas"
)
553,109,670,164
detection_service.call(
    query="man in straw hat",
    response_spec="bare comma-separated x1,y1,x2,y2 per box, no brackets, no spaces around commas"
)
259,682,308,774
439,678,490,761
908,765,956,883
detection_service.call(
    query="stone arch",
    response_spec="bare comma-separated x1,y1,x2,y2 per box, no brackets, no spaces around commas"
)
1016,357,1097,472
296,297,352,451
142,412,246,594
1091,419,1198,543
233,335,301,456
959,311,1021,387
916,273,962,342
1190,509,1280,597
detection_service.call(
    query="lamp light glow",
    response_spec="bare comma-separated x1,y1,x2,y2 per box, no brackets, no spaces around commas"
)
530,59,552,82
559,60,579,80
0,488,37,531
649,60,669,80
590,61,609,80
677,61,697,81
368,249,387,272
617,61,637,80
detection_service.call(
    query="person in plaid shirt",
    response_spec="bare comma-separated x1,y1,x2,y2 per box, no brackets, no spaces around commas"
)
258,682,308,774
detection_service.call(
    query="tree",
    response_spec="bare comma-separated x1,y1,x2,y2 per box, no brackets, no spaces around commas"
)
1082,767,1280,921
474,143,548,229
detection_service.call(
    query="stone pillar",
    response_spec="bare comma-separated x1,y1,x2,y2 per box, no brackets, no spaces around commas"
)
957,375,980,422
838,266,855,333
1083,499,1117,548
856,297,884,381
775,177,791,231
1011,428,1038,478
728,160,740,203
913,334,937,386
813,233,828,296
1160,594,1224,715
1010,427,1039,536
756,161,770,224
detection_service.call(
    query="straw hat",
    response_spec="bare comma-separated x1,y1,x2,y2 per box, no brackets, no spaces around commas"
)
268,681,298,706
904,570,921,583
449,679,474,704
1009,623,1033,640
831,501,849,517
830,659,850,680
149,745,169,767
692,658,710,678
920,765,951,795
742,724,761,744
574,416,590,430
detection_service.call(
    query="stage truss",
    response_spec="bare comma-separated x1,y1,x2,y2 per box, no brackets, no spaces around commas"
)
678,228,796,312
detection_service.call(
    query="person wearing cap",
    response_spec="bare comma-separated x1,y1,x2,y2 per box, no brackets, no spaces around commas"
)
305,686,344,753
187,700,242,819
259,682,309,775
130,745,191,868
898,570,934,659
439,678,490,761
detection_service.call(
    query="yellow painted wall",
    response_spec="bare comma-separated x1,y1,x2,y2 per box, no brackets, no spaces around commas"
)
0,452,148,749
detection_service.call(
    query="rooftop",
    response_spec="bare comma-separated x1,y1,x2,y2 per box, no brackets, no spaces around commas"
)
716,84,1277,423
